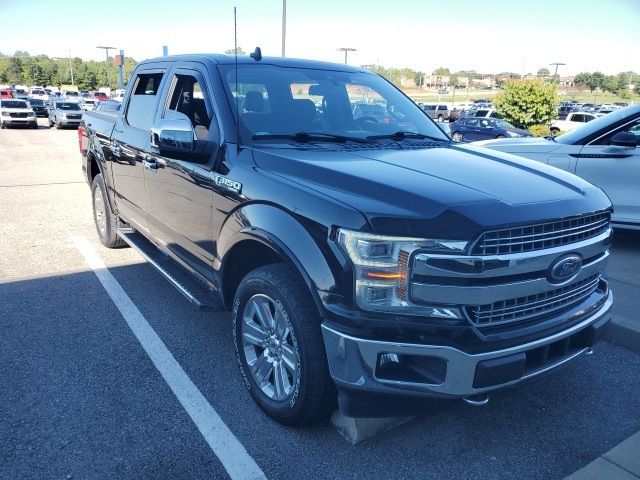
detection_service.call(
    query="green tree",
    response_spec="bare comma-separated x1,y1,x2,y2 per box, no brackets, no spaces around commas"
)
433,66,450,76
573,72,591,90
602,75,618,94
537,67,550,77
493,79,560,128
586,71,605,92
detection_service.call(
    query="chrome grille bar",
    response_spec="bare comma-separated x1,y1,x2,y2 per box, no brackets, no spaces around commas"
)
466,275,601,327
472,212,610,255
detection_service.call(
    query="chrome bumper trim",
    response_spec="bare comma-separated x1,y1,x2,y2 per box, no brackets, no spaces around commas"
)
321,290,612,398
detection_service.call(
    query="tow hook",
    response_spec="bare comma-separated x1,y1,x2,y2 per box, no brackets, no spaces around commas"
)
463,393,490,406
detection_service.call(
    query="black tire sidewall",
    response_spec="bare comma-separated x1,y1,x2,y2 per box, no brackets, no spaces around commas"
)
91,174,112,246
232,272,310,423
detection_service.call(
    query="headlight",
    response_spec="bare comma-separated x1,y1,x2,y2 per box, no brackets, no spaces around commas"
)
1,112,10,117
58,112,66,117
506,131,521,137
337,228,467,317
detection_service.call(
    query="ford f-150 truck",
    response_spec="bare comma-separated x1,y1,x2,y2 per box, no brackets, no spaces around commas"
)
79,54,613,426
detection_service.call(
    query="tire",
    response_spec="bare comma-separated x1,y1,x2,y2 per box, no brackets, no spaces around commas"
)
550,128,560,136
55,121,61,129
48,117,53,128
452,131,463,142
232,264,336,426
91,173,126,248
437,114,444,122
496,135,506,139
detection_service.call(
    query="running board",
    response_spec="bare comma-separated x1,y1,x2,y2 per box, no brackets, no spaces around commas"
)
117,229,223,311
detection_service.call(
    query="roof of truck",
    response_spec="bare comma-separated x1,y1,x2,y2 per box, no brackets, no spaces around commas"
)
139,53,370,74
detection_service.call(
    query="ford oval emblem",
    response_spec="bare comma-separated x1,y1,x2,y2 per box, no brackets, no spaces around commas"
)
549,254,582,283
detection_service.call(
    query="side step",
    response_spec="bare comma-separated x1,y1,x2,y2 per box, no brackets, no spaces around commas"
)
117,229,223,311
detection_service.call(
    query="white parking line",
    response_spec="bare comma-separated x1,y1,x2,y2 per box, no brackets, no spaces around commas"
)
72,235,267,480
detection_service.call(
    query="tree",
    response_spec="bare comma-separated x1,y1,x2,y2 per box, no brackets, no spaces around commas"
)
586,71,605,92
493,79,560,129
433,66,450,76
224,46,246,55
448,73,460,89
573,72,591,90
602,75,618,94
537,67,550,77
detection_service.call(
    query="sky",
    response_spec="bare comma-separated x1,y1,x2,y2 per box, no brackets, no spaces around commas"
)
1,0,639,75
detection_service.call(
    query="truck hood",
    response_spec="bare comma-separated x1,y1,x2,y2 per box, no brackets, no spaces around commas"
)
0,108,34,114
252,142,610,239
474,136,561,153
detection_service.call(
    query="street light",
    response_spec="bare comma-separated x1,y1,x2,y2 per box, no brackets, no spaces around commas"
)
549,62,566,78
97,46,117,88
337,47,356,65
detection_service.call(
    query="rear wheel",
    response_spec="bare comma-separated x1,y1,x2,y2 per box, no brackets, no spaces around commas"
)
550,128,560,136
91,173,126,248
233,264,336,425
496,135,506,139
452,131,463,142
437,114,444,122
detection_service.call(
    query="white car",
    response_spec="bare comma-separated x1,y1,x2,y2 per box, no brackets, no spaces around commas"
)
80,98,99,111
0,99,38,128
550,111,598,135
476,104,640,229
29,88,49,102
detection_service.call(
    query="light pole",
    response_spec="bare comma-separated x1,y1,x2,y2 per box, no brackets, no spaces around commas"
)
337,47,356,65
97,46,117,89
68,50,74,85
549,62,565,79
281,0,286,57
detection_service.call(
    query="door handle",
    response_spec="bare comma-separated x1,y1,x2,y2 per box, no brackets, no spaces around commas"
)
111,142,122,157
143,158,158,171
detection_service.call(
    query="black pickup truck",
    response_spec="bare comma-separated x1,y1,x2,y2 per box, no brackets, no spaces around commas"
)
79,53,613,425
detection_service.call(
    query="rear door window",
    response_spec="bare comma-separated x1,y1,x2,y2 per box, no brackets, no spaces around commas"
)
126,72,165,130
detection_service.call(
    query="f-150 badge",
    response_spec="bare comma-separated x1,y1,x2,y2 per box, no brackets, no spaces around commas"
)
214,174,242,194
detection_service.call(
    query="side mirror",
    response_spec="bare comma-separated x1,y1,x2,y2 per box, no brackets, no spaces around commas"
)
610,131,639,148
150,111,215,162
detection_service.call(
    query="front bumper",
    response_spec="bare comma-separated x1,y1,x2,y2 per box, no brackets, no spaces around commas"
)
57,118,82,127
321,290,612,415
1,117,37,126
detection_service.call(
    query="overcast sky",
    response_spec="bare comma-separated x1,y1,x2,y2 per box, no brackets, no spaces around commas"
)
1,0,638,75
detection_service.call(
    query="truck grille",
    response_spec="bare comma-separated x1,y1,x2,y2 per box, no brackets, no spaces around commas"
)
471,212,610,255
66,114,82,119
465,274,601,327
10,112,28,118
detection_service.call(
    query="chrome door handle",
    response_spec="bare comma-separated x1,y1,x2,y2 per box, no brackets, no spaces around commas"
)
143,158,158,171
111,142,122,156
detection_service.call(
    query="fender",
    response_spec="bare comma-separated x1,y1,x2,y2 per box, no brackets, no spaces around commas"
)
217,203,342,314
87,134,119,214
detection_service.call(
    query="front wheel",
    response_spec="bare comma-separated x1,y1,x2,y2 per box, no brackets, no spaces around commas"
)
233,264,336,425
550,128,560,136
452,131,463,142
496,135,506,139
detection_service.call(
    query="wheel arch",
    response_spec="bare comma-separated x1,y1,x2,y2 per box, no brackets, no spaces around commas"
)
217,203,339,315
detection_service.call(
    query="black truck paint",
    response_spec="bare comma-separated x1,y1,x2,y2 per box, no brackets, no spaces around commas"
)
80,54,613,424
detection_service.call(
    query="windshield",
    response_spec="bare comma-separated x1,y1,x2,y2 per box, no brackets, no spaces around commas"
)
556,105,639,144
1,100,28,108
28,99,44,106
65,92,79,96
55,102,81,111
31,90,45,95
219,64,448,143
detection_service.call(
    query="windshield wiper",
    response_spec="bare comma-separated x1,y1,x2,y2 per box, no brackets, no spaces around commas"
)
366,131,447,142
253,132,374,144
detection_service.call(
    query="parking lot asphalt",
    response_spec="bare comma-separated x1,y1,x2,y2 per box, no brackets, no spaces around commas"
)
1,119,639,480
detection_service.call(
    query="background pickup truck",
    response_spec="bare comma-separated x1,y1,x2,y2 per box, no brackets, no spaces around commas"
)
80,53,613,425
551,111,598,134
421,104,450,122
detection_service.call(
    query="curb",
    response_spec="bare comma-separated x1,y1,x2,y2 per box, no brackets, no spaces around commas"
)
605,316,640,354
330,411,414,445
565,431,640,479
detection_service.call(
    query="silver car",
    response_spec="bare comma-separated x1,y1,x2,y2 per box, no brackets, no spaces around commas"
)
0,99,38,128
48,101,84,129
